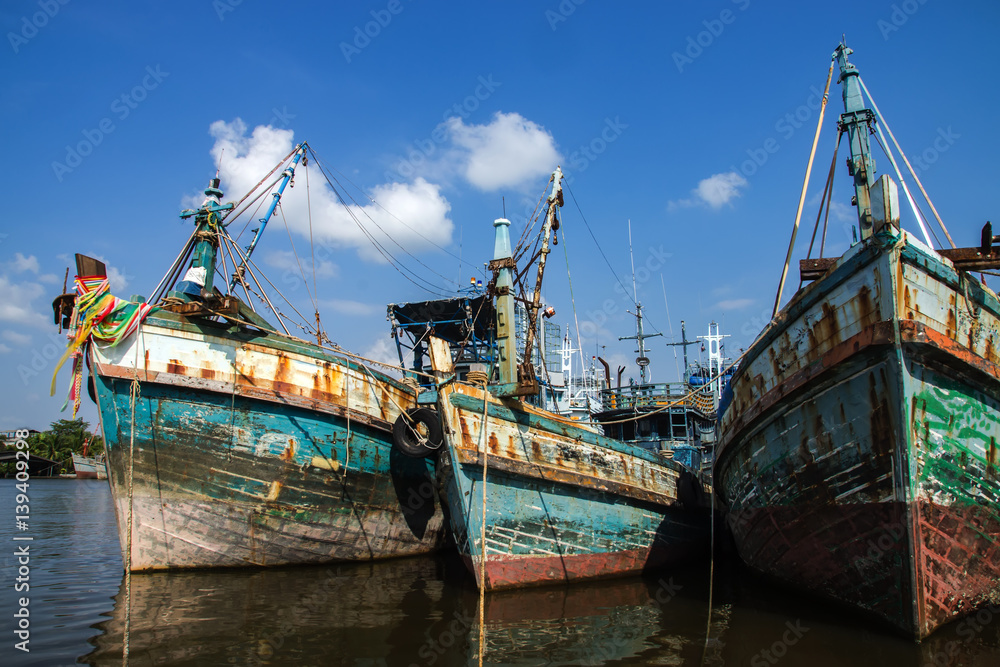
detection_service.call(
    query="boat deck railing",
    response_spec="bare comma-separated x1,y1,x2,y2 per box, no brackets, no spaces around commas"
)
599,382,716,414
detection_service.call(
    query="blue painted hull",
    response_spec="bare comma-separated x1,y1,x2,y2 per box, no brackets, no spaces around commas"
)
433,376,711,590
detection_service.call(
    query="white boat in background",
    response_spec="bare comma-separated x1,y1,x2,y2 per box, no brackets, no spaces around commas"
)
72,451,108,479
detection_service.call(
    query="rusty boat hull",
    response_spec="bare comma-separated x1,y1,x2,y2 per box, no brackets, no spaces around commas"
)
434,378,711,591
716,228,1000,638
91,311,447,571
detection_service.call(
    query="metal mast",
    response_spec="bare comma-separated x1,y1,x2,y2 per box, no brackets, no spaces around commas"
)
834,43,877,241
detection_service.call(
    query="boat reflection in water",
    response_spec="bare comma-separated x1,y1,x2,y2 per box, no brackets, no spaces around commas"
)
80,556,715,667
81,557,1000,666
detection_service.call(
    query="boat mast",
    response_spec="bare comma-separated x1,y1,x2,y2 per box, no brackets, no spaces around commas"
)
229,143,308,291
834,43,877,241
515,167,564,395
619,221,661,384
665,320,697,381
170,178,235,302
489,216,520,396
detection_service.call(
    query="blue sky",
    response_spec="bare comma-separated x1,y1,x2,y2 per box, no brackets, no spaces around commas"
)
2,0,998,433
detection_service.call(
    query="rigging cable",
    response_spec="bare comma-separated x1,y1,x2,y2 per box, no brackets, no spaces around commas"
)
309,154,455,298
312,148,479,272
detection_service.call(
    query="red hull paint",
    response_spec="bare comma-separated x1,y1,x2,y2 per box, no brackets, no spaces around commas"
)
728,500,1000,637
467,543,697,591
915,501,1000,635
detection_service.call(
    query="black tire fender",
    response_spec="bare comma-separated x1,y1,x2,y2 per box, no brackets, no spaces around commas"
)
392,407,443,458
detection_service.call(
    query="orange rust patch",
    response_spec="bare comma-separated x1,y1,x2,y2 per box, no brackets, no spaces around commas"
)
166,359,185,375
531,440,542,460
946,309,957,339
199,368,216,380
280,438,296,462
459,417,472,448
272,352,298,396
488,433,499,454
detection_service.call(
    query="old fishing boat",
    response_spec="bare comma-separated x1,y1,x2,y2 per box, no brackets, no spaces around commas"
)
423,168,712,590
716,43,1000,638
593,315,727,476
72,448,108,480
52,143,446,570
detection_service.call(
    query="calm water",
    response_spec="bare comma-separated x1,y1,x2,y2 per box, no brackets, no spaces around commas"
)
2,479,999,666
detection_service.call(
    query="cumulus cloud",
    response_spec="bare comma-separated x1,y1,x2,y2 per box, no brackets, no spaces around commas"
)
85,254,131,292
442,112,562,191
202,119,454,264
2,330,32,346
264,250,337,279
7,253,40,274
715,298,754,310
0,274,48,328
363,337,402,377
669,171,748,210
320,298,380,317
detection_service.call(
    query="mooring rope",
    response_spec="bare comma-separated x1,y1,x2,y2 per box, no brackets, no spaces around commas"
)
476,376,490,667
699,468,717,666
123,371,139,666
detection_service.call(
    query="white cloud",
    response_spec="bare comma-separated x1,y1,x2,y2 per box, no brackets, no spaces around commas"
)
321,299,380,317
107,266,129,292
264,250,337,279
0,343,10,354
716,298,754,310
0,275,48,328
7,253,40,274
828,199,853,222
442,112,562,191
2,330,32,346
363,337,402,377
669,171,748,210
202,120,454,264
85,255,130,293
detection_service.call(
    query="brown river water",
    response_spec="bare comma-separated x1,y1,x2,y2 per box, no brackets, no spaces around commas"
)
2,479,998,666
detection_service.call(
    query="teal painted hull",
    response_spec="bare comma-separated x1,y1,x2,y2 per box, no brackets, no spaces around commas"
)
91,313,446,570
717,229,1000,638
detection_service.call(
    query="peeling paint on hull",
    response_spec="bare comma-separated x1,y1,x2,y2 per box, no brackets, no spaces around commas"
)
92,313,446,570
718,229,1000,639
436,381,711,590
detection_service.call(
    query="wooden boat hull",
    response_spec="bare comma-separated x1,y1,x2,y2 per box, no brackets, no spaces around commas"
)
91,313,446,570
434,375,710,590
717,228,1000,638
